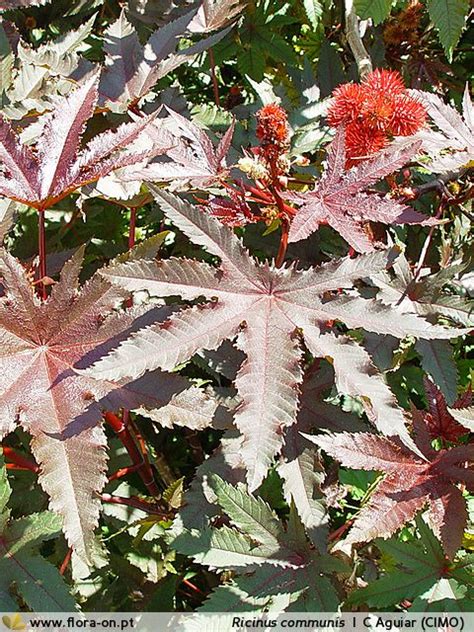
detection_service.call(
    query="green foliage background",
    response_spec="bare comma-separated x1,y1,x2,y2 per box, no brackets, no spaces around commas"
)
0,0,472,615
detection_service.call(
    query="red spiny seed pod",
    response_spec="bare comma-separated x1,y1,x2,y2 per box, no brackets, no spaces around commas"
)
327,69,427,165
362,91,397,132
327,83,365,126
361,68,406,95
390,94,427,135
345,123,388,165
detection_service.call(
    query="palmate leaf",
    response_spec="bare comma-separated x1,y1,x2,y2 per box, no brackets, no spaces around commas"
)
348,518,473,609
0,454,75,611
10,14,95,108
173,435,341,612
86,189,463,490
287,129,438,253
176,413,326,555
414,84,474,173
309,424,474,558
100,9,232,110
0,72,169,210
0,247,219,561
125,108,234,190
174,476,342,613
0,16,95,121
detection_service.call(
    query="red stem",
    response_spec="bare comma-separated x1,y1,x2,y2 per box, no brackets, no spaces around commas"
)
59,547,73,575
246,183,297,217
182,578,205,596
328,519,354,542
129,418,156,481
5,464,37,472
108,463,142,482
3,446,39,473
38,209,47,300
104,412,159,497
208,48,220,107
243,183,274,203
128,207,137,250
99,493,167,516
276,220,289,268
270,185,296,218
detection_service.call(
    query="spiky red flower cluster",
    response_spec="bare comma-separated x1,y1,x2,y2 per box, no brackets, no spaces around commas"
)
255,103,290,169
327,69,426,165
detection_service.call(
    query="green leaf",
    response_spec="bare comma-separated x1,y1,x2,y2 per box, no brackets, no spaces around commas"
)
416,339,458,406
190,103,234,130
198,582,264,611
302,0,323,29
348,521,451,608
0,452,11,522
173,525,277,568
5,512,63,556
0,23,13,97
0,554,77,611
175,474,340,612
199,562,336,613
427,0,469,60
208,475,281,547
316,40,346,97
354,0,393,25
339,468,379,500
0,511,75,611
0,457,74,610
278,450,328,549
238,46,266,82
412,578,469,611
113,231,169,264
163,477,185,510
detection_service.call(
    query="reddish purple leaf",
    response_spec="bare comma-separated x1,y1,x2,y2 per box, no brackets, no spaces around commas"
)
0,74,167,211
422,377,471,442
288,129,438,253
310,428,474,558
0,246,218,561
86,190,461,491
